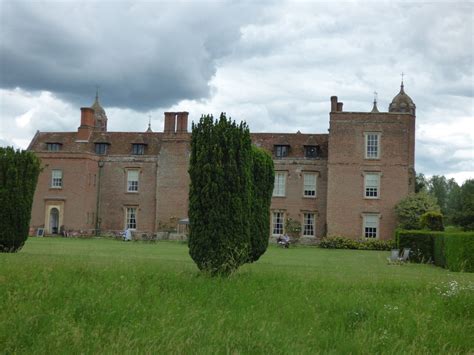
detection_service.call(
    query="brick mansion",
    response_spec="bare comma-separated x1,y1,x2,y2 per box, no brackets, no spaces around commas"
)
28,83,416,241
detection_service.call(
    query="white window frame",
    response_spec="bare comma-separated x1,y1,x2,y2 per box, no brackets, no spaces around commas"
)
125,207,137,230
51,170,62,188
364,172,380,199
303,213,315,237
272,211,284,236
365,132,381,159
127,170,139,192
363,214,380,239
273,172,286,197
303,173,317,198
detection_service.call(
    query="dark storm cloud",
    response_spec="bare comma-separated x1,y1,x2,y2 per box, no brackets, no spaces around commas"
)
0,1,262,110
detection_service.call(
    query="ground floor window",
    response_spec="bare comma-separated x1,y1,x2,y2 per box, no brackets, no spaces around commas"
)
363,214,379,238
303,213,315,236
272,211,284,236
126,207,137,229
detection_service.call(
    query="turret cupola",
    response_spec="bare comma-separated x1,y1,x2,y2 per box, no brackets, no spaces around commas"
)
91,89,108,131
389,81,416,115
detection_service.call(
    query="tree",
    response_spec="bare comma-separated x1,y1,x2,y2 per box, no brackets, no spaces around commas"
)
428,175,449,215
248,146,274,262
395,191,440,230
415,173,428,193
452,179,474,231
445,178,461,225
188,114,253,275
0,147,41,252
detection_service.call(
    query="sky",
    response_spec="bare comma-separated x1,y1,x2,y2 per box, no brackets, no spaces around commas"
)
0,0,473,183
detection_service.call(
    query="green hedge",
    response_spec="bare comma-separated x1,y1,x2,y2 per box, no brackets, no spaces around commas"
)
396,230,474,272
395,230,439,263
444,233,474,272
319,236,395,251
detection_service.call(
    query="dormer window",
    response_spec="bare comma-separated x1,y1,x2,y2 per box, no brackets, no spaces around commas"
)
47,143,62,151
274,145,289,158
132,144,146,155
95,143,108,155
304,145,320,158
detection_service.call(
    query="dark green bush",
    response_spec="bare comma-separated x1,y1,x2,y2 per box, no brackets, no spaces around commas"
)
0,147,41,252
420,211,444,231
319,236,395,251
443,233,474,272
188,114,253,275
433,233,445,267
395,230,438,263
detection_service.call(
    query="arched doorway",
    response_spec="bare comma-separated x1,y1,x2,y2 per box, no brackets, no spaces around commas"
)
50,208,59,234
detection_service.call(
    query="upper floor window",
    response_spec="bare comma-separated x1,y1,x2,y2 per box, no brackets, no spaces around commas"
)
363,214,379,239
273,172,286,197
125,207,137,230
274,145,289,158
303,173,317,197
303,213,315,236
51,170,62,188
272,211,284,236
365,133,380,159
47,143,61,151
132,144,146,155
364,173,380,199
127,170,139,192
95,143,108,155
304,145,319,158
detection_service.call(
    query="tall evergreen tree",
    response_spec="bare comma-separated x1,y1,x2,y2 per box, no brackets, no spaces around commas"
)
428,175,449,214
188,114,253,275
452,179,474,231
0,147,41,252
248,146,274,262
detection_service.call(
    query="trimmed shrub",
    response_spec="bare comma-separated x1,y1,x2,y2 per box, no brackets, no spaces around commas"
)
395,230,438,263
397,229,474,272
248,146,274,262
395,191,440,230
443,233,474,272
0,147,41,252
319,236,395,251
420,211,444,231
188,114,252,275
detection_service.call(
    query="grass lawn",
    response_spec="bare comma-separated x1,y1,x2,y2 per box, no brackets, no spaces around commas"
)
1,238,473,354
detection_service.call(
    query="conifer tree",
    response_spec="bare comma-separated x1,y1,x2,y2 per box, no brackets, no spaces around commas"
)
188,114,253,275
0,147,41,252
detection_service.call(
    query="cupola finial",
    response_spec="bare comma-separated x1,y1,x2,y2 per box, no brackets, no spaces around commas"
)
371,91,379,113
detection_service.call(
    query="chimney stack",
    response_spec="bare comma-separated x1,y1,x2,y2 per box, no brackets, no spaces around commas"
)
77,107,95,141
176,112,189,133
330,96,338,112
337,102,343,112
164,112,176,134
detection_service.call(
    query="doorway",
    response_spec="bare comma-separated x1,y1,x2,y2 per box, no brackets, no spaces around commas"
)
50,208,59,234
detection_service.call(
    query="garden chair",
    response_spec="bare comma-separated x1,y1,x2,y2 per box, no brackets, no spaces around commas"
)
398,248,410,262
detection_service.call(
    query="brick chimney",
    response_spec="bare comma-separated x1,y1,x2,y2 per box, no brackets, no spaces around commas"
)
77,107,95,141
164,112,176,134
176,112,189,133
330,96,338,112
337,102,343,112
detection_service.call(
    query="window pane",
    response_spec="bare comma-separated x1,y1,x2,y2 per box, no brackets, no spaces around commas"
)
303,213,315,236
51,170,62,188
304,173,317,197
364,215,379,238
126,207,137,229
275,145,288,158
127,170,139,192
273,172,286,196
272,212,284,235
366,134,379,158
365,174,379,198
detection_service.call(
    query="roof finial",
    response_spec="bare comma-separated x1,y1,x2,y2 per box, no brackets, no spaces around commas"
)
371,91,379,113
400,72,405,93
146,114,153,133
95,85,100,103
